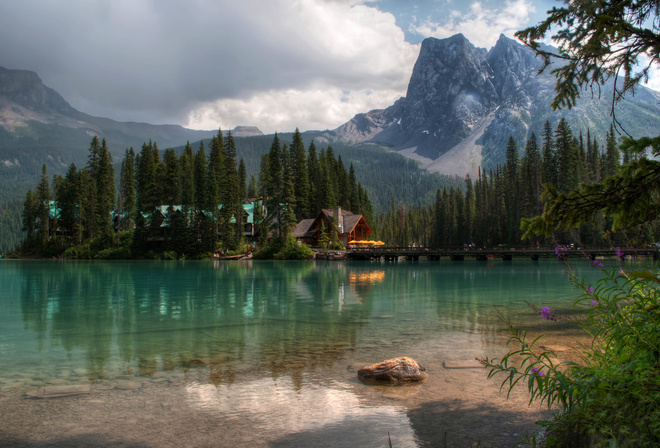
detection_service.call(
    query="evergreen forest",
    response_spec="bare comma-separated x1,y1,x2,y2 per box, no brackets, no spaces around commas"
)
17,129,377,259
15,118,660,259
376,119,660,248
0,130,458,253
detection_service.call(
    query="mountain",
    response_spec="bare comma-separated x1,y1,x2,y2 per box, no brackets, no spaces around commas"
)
327,34,660,177
0,66,221,155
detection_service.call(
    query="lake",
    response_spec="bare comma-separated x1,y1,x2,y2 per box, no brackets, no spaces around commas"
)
0,258,611,447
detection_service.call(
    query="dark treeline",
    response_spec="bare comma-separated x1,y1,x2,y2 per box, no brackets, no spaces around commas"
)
377,119,660,248
18,129,374,259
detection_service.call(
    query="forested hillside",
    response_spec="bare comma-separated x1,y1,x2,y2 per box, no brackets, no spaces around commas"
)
376,119,660,248
0,129,458,252
18,129,404,259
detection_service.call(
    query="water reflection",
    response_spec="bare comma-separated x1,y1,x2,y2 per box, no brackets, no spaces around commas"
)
0,259,605,385
187,375,417,447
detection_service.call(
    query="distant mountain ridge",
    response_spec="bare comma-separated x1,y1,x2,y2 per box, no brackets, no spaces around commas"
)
326,34,660,177
0,65,241,154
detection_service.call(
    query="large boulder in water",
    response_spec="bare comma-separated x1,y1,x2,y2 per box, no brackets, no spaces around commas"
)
357,357,428,384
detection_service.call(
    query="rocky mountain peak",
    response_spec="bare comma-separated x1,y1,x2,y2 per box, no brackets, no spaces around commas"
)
391,35,499,159
486,34,545,105
0,66,74,114
329,33,660,178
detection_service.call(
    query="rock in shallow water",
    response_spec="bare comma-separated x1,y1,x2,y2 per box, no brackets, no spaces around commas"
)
25,384,91,398
357,357,428,385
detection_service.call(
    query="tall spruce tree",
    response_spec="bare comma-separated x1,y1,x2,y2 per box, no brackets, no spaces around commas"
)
22,190,37,243
35,164,51,245
238,158,247,202
307,141,321,215
541,121,557,185
504,137,520,242
162,148,180,207
194,141,209,212
208,129,225,209
603,125,620,178
179,142,196,210
267,134,284,237
280,144,297,237
222,131,241,247
555,118,579,191
136,141,160,213
519,133,542,219
290,128,309,219
119,148,136,232
94,138,115,239
57,163,82,243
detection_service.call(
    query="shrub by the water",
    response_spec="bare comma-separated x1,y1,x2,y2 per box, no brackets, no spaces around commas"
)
480,261,660,446
254,235,314,260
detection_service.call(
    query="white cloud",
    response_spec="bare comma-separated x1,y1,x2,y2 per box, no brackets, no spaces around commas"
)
411,0,535,48
187,84,404,133
183,0,419,132
0,0,419,133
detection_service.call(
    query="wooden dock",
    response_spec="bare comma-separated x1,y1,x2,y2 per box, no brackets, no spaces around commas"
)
345,246,660,262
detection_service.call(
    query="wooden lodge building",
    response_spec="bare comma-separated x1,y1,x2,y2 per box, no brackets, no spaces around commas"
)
293,207,374,247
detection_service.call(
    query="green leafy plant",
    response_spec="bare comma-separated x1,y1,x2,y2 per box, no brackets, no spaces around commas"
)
481,263,660,447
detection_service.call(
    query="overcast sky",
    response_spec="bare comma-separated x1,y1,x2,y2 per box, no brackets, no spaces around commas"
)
1,0,632,133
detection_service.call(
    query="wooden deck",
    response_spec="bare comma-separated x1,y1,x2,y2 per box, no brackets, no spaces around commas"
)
345,246,660,261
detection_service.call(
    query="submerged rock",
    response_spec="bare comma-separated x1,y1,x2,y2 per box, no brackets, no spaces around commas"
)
25,384,91,398
357,357,428,385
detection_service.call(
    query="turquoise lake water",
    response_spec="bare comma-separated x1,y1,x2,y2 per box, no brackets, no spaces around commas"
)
0,259,623,447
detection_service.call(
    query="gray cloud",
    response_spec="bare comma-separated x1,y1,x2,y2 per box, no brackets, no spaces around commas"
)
0,0,418,131
2,0,569,132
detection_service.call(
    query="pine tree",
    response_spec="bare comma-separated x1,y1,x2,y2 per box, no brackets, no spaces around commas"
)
464,175,475,244
136,140,160,213
290,128,309,219
57,163,82,242
208,129,225,209
307,141,321,215
222,131,241,247
35,164,51,245
541,121,557,185
280,144,297,237
179,142,196,210
555,118,579,191
348,163,359,213
267,134,284,237
247,174,257,199
238,158,247,201
162,148,180,207
318,149,337,209
520,133,542,219
504,137,520,242
119,148,136,231
22,190,37,243
93,138,115,239
194,141,209,212
603,125,620,178
337,155,350,210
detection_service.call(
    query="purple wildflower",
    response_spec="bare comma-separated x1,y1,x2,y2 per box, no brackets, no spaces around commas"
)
531,368,545,377
587,287,594,294
615,247,623,258
591,299,599,306
555,245,567,259
540,307,555,320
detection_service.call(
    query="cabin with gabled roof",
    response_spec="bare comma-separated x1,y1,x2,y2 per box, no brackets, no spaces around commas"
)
293,207,374,247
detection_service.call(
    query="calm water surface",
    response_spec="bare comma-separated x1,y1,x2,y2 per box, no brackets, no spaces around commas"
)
0,259,614,447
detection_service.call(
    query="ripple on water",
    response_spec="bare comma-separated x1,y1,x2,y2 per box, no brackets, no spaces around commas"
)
185,374,418,447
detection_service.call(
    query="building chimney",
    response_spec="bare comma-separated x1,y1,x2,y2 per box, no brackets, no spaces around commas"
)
333,207,343,233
